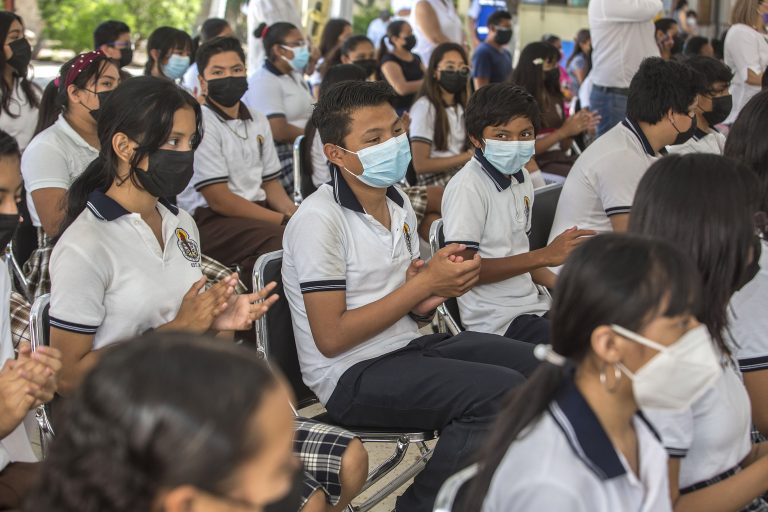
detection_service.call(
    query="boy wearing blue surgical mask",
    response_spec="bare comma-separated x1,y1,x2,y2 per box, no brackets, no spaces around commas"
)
442,83,594,344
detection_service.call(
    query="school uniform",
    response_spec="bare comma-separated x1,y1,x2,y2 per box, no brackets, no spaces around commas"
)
483,377,671,512
666,127,726,155
442,151,550,343
282,165,539,512
409,96,466,187
730,239,768,374
243,61,314,195
177,102,284,280
724,24,768,124
0,79,39,151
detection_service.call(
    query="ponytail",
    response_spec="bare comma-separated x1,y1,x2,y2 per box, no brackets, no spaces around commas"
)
57,156,115,238
379,20,408,64
33,80,60,136
255,22,297,62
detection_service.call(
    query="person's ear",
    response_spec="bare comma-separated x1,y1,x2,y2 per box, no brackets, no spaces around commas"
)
590,325,623,365
198,74,207,96
66,84,83,106
468,135,483,150
112,132,135,165
98,43,110,55
150,48,160,63
158,485,201,512
340,54,351,64
324,143,350,169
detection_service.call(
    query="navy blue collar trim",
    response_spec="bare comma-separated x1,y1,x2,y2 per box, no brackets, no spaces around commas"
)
549,377,627,481
474,148,524,191
86,189,179,221
205,101,253,122
329,165,404,214
621,117,657,157
693,127,712,141
264,60,284,76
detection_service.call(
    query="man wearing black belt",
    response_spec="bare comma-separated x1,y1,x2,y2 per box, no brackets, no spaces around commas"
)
588,0,663,137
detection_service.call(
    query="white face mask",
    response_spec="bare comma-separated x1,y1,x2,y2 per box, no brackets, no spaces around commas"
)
611,324,722,412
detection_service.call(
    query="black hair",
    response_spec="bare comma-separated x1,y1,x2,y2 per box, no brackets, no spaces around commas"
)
34,52,115,136
59,76,202,235
312,79,397,148
254,22,299,63
93,20,130,49
675,0,689,9
416,42,470,152
0,129,19,159
724,90,768,216
683,36,711,56
379,20,408,62
655,17,678,33
463,233,702,510
25,333,280,512
319,18,351,57
542,33,561,45
143,26,192,78
629,154,759,357
683,55,733,91
190,18,231,63
566,28,591,74
465,83,541,141
511,41,562,111
195,36,245,75
626,57,703,124
487,10,512,27
321,35,374,76
0,12,40,118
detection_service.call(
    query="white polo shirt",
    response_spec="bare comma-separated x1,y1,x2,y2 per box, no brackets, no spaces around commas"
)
483,378,671,512
310,133,331,188
666,127,726,155
21,114,99,227
730,239,768,373
243,61,313,132
50,191,203,350
0,260,37,472
282,166,420,404
724,24,768,124
588,0,662,88
409,96,465,185
177,102,282,215
548,118,663,247
442,152,549,335
644,358,751,490
0,79,39,151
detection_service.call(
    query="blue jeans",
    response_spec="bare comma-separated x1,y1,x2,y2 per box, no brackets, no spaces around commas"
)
590,86,628,138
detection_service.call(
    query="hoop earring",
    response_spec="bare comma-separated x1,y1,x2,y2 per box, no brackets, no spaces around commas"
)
599,364,622,394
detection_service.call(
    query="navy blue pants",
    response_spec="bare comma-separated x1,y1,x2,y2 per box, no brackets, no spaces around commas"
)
503,313,550,345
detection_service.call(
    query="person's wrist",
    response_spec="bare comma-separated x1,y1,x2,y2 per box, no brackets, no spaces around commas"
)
409,271,435,302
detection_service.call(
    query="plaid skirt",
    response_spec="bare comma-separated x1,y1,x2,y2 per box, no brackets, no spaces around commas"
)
415,166,460,188
295,417,357,507
681,465,768,511
403,186,428,225
276,141,295,197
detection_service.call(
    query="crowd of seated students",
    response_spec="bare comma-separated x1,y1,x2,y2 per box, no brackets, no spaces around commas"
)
2,2,768,511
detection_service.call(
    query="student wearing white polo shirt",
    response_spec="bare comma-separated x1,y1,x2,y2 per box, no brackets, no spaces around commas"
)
442,83,594,343
548,58,701,244
464,234,721,512
588,0,662,136
668,56,732,155
177,37,295,281
244,22,315,196
630,154,768,510
284,80,540,512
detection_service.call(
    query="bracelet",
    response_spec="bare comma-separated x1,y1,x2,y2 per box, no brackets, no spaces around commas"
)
409,310,436,323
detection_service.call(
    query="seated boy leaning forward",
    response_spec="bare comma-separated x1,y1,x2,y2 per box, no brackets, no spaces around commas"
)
282,81,541,512
442,83,594,343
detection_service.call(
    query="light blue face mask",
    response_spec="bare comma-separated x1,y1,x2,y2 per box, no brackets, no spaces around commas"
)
339,133,411,188
162,54,190,80
281,44,310,72
482,139,536,175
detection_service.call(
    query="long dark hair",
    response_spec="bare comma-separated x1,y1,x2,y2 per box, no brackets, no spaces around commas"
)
320,35,373,76
58,76,202,235
629,154,758,357
512,41,562,112
0,12,39,118
25,333,280,512
378,19,410,63
566,28,591,75
143,26,192,78
319,18,351,58
34,52,114,136
254,22,299,63
462,233,702,509
416,42,469,152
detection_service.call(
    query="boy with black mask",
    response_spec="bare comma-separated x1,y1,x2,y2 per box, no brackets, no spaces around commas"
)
471,10,513,89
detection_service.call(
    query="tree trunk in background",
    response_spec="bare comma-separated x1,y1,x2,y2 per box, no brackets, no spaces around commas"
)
15,0,45,58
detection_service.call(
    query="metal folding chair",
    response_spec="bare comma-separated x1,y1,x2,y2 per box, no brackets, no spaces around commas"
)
292,135,305,205
433,463,479,512
4,241,31,302
29,293,55,456
528,182,563,252
253,251,437,512
428,219,464,335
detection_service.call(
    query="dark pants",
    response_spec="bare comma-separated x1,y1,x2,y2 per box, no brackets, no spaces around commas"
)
590,86,629,138
325,332,539,512
504,314,550,344
0,462,39,509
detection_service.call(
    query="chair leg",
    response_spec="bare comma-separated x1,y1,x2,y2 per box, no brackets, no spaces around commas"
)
360,436,410,493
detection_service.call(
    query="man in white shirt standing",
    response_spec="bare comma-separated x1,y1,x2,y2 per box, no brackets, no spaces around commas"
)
367,10,392,47
589,0,663,137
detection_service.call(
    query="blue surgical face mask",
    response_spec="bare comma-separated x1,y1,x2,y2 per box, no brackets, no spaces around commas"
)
281,44,310,72
482,139,536,175
339,133,411,188
162,54,190,80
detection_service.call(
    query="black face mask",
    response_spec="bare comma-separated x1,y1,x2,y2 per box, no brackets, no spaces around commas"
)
206,76,249,108
119,47,133,68
494,28,512,46
352,58,378,77
544,68,560,93
7,38,31,78
702,95,732,127
0,213,19,254
737,235,763,291
438,70,468,95
402,34,417,51
671,114,697,145
134,149,194,198
87,90,114,122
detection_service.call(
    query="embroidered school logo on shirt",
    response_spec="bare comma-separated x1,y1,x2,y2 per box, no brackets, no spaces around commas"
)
524,196,531,227
404,222,413,256
175,228,201,263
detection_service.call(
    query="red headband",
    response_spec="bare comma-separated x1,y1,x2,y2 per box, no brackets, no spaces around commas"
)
261,25,270,38
54,50,106,89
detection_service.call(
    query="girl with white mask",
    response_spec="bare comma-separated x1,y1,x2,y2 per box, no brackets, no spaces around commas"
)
462,233,718,512
630,153,768,511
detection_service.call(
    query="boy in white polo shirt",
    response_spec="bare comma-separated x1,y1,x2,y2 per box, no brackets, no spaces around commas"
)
442,84,594,343
283,80,539,512
548,57,702,243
